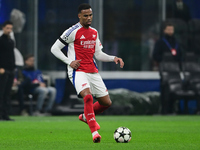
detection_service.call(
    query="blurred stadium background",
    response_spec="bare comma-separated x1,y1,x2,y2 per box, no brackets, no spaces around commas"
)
1,0,200,115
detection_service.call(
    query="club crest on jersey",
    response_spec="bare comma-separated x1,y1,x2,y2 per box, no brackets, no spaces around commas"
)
92,34,96,38
80,35,85,39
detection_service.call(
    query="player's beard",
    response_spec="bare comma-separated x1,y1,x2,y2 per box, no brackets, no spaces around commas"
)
84,23,91,28
86,20,92,27
87,24,91,27
81,20,91,28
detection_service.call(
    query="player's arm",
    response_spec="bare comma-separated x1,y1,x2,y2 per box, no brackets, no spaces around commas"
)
95,50,124,68
94,49,115,62
51,27,82,69
51,40,81,69
94,33,115,62
51,39,73,65
94,34,124,68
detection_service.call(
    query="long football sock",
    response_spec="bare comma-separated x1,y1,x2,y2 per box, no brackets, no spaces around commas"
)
93,101,110,115
83,94,97,133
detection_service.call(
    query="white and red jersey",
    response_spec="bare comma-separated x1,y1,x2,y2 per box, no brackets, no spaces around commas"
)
59,22,103,74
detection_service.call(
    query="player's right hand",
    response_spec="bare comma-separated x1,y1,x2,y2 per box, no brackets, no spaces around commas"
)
70,60,81,69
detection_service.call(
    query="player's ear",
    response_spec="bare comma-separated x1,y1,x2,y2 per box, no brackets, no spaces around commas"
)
78,13,81,19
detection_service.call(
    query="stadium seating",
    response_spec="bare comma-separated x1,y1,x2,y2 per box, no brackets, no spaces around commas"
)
159,53,196,114
188,19,200,55
11,74,51,116
182,52,200,113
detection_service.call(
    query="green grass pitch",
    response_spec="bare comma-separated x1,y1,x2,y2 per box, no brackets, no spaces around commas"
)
0,115,200,150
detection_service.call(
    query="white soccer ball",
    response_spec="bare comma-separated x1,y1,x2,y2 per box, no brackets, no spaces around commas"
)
113,127,132,143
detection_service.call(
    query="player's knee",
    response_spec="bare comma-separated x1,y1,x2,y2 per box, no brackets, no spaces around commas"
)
107,100,112,107
103,99,112,107
83,94,93,103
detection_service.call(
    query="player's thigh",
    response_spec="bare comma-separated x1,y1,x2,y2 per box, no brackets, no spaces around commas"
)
79,88,92,98
70,71,91,95
89,73,109,98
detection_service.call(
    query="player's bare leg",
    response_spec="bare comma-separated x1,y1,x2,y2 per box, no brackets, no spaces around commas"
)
79,88,101,143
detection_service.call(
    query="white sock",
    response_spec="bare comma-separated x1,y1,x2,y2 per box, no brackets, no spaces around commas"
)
92,131,98,137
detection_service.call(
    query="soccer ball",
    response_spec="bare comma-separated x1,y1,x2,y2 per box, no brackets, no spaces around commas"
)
113,127,132,143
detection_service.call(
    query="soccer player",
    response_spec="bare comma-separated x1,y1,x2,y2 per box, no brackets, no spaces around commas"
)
51,3,124,143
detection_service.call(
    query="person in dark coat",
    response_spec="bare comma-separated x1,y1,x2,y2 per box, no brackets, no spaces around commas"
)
153,22,183,114
0,21,15,121
153,22,182,65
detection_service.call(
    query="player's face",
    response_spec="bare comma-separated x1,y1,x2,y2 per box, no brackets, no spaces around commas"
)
2,24,13,35
25,57,35,67
164,26,174,36
78,8,93,28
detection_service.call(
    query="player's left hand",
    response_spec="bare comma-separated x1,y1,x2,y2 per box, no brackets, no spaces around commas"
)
114,57,124,68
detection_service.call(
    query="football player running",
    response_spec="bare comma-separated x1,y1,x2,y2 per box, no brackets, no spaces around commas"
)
51,3,124,143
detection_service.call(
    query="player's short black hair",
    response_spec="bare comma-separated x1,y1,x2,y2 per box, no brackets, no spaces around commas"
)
24,54,34,61
78,3,91,14
2,20,13,27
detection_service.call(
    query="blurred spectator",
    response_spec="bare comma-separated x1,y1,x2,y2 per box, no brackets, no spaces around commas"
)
0,21,15,121
13,68,31,116
167,0,191,23
152,22,182,69
22,54,56,116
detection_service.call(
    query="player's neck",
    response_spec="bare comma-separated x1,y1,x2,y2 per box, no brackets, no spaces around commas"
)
79,22,90,29
82,25,90,29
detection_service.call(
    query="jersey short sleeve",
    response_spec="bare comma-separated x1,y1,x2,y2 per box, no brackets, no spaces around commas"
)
59,23,81,45
59,28,75,45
